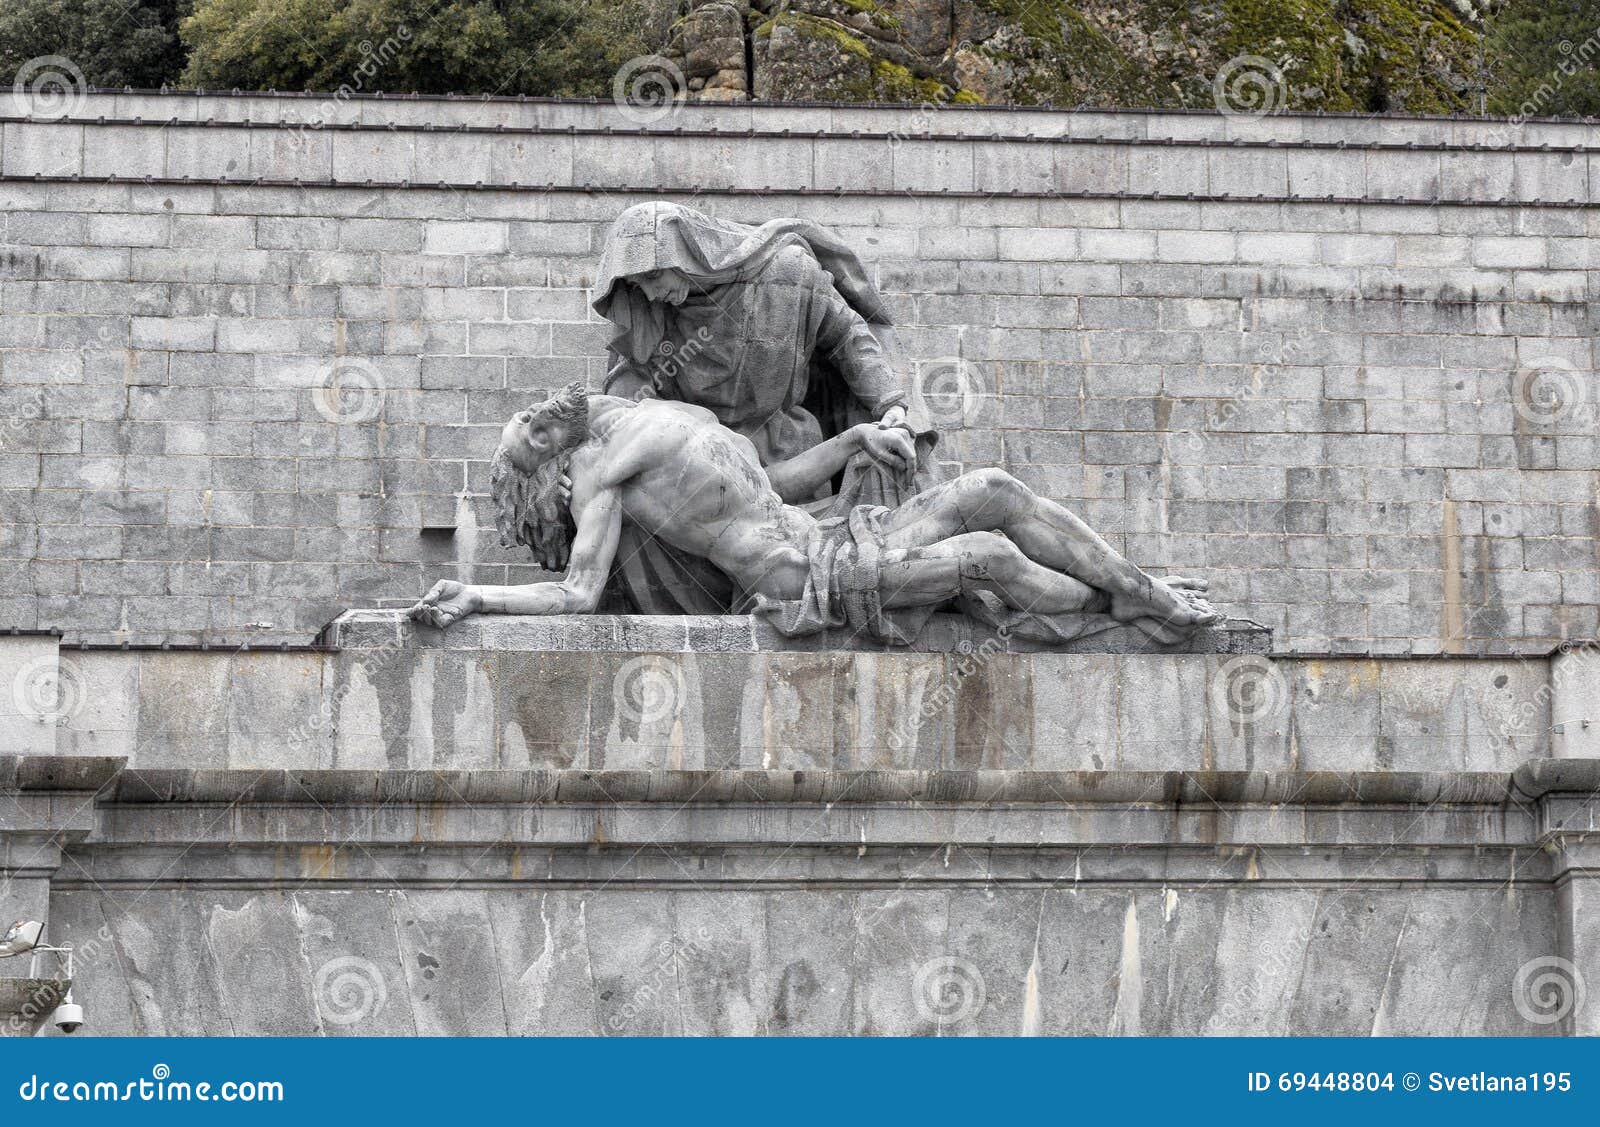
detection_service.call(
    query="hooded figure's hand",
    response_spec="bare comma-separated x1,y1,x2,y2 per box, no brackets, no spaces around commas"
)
855,423,916,477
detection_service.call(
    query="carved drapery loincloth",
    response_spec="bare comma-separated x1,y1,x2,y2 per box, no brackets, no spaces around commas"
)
743,504,1130,647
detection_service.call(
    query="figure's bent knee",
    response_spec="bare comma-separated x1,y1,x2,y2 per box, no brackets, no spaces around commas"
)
957,467,1030,525
959,531,1026,583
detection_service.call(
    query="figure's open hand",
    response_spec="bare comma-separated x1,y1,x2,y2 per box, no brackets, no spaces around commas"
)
537,543,569,573
856,423,916,476
558,472,573,507
409,579,482,629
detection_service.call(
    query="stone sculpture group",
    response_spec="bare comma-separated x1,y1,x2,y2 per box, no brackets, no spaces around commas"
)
411,202,1219,644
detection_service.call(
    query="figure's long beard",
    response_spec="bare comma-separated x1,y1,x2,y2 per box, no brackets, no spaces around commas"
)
557,417,588,457
491,382,589,572
524,453,576,572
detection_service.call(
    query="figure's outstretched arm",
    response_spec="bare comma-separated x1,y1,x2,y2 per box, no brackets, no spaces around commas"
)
409,486,623,627
765,423,915,504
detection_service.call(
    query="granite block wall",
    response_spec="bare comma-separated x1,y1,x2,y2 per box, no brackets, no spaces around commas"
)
1,93,1597,651
45,885,1557,1036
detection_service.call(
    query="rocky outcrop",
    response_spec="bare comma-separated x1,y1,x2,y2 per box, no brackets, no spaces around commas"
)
674,0,751,101
660,0,1487,113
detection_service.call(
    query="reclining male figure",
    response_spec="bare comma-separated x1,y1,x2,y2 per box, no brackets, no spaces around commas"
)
410,382,1219,638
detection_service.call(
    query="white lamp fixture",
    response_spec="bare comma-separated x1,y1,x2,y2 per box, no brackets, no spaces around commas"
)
0,920,82,1033
0,920,43,958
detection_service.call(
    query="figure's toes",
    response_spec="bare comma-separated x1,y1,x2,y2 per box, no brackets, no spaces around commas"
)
1166,576,1209,591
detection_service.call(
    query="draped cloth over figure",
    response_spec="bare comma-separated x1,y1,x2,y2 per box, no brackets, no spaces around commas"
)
745,503,1132,647
589,201,939,615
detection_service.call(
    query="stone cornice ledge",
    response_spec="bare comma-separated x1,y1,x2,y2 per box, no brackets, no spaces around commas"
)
18,757,1587,885
84,766,1525,806
13,758,1596,817
5,757,1578,807
1512,758,1600,800
0,756,126,792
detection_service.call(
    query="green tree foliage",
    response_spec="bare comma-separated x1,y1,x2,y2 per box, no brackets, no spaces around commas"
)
503,0,671,97
0,0,189,89
1485,0,1600,117
179,0,656,96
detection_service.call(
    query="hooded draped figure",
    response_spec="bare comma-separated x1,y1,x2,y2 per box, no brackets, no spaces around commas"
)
581,201,938,615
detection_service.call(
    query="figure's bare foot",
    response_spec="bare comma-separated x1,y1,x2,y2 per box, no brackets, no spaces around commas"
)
1109,576,1222,629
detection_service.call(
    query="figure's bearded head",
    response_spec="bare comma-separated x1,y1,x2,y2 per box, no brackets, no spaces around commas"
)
497,380,588,473
490,382,587,571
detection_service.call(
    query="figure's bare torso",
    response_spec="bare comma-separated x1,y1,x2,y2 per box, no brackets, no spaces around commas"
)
573,398,814,599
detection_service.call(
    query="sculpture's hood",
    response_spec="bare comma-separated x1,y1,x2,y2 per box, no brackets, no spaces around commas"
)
592,201,891,362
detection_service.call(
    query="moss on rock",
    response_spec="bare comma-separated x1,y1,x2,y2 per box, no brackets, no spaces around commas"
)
731,0,1489,112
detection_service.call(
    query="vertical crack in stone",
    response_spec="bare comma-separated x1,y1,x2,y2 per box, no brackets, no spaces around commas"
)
481,892,512,1035
1369,901,1410,1036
